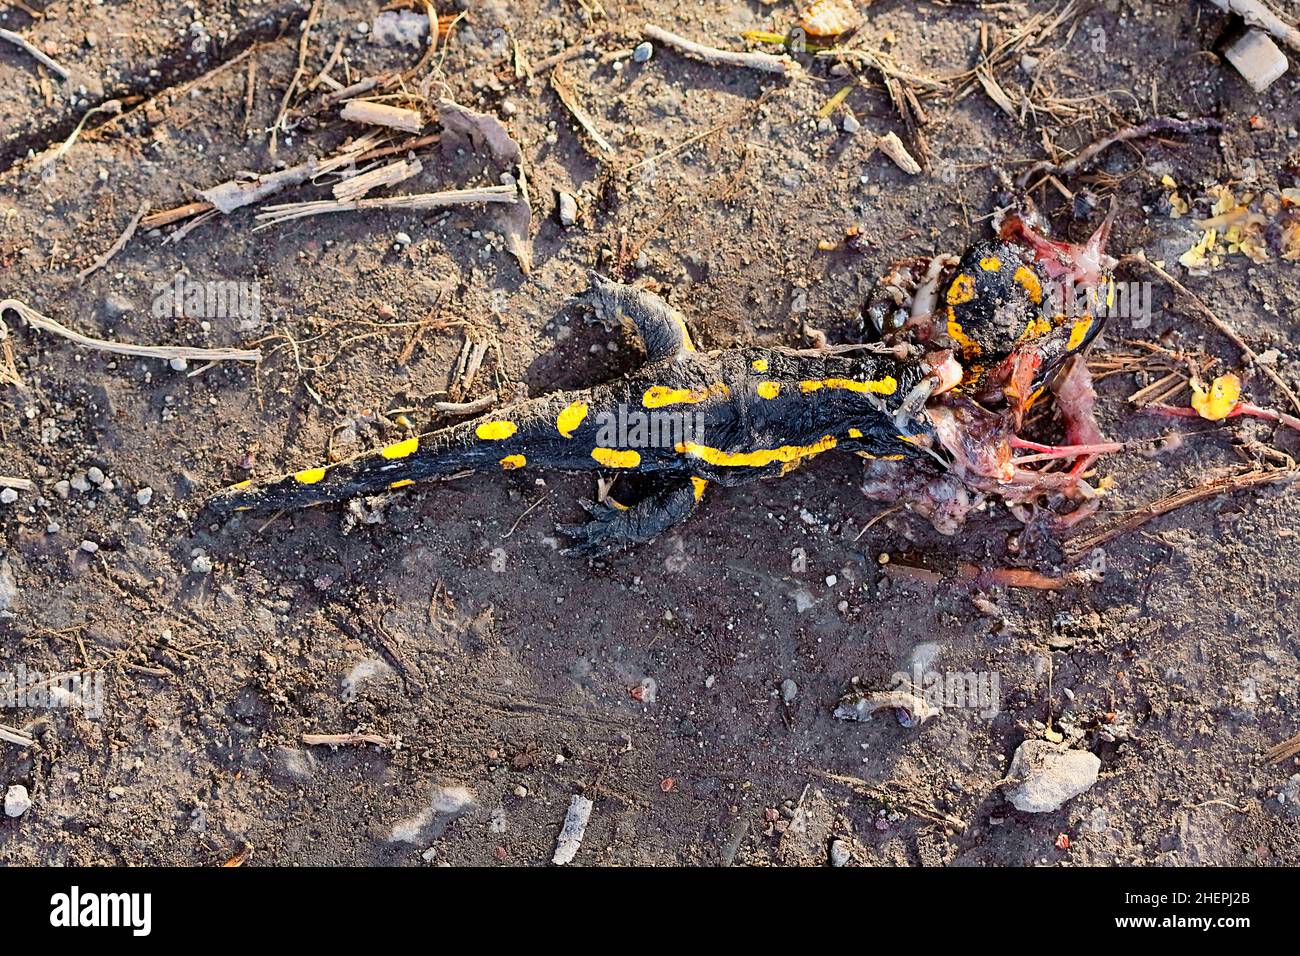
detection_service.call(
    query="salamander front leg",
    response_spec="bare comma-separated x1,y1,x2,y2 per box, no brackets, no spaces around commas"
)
558,476,708,556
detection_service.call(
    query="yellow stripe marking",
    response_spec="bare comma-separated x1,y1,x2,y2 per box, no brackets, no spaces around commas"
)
1066,316,1094,351
798,377,897,396
556,401,589,438
294,467,326,485
390,479,415,489
946,306,981,359
381,436,419,459
690,477,708,501
231,480,252,489
1013,265,1043,304
500,454,526,470
673,315,695,351
946,274,975,305
642,383,728,408
756,381,780,400
675,435,837,468
591,447,641,468
476,420,517,440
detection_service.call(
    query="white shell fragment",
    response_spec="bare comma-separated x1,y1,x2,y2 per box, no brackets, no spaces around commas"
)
552,794,594,865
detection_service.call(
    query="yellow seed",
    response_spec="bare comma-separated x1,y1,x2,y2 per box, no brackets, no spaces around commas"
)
556,401,589,438
500,454,526,470
476,420,517,440
381,436,419,459
294,467,326,485
591,447,641,468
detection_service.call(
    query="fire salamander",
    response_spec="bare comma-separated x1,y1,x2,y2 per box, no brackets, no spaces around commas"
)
207,273,964,555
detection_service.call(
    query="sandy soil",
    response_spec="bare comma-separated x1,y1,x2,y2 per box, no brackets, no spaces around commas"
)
2,0,1299,866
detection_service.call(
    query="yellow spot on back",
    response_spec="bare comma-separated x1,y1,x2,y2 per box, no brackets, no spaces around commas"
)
946,274,976,305
642,383,728,408
381,436,419,459
979,256,1002,272
675,435,837,468
690,477,708,501
1013,265,1043,304
390,479,415,489
1020,315,1051,340
1066,315,1094,351
751,358,769,372
476,420,517,441
294,467,326,485
231,480,252,489
674,315,695,351
556,401,589,438
591,447,641,468
500,454,526,470
798,377,897,396
757,381,780,400
946,306,981,359
848,427,863,438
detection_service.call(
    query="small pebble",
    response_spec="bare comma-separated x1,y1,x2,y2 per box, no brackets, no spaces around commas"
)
557,191,578,227
633,41,653,63
0,488,17,505
169,357,188,372
825,574,837,587
136,487,154,506
829,839,852,867
80,540,99,553
842,114,861,135
395,231,412,246
87,466,105,485
4,785,31,818
780,678,798,702
46,522,60,534
191,554,214,574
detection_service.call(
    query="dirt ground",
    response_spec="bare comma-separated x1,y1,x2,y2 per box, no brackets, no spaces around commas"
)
2,0,1299,867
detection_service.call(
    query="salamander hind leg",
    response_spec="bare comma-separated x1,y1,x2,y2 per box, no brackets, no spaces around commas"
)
558,475,708,556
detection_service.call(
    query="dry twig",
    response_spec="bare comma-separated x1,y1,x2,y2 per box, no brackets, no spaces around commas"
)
0,299,261,363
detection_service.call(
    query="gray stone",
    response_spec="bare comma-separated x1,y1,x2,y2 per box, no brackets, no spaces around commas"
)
4,784,30,817
1002,739,1100,813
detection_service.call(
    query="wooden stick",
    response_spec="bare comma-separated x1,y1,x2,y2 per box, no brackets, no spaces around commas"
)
141,201,215,230
0,298,261,363
0,476,35,491
1207,0,1300,53
1065,466,1299,558
0,27,69,79
77,200,149,282
0,723,35,748
254,184,517,228
642,24,801,76
340,100,425,133
333,158,422,202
